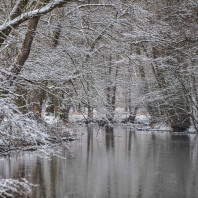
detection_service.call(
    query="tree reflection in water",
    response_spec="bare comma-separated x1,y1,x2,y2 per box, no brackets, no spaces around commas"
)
105,125,115,151
0,127,198,198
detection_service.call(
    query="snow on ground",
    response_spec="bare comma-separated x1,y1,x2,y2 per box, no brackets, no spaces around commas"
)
135,114,150,124
66,107,150,124
151,122,171,131
42,107,151,124
188,125,197,133
42,107,152,125
43,114,59,125
69,114,85,122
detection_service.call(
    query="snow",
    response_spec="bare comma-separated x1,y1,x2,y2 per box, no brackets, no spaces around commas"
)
188,125,197,133
0,178,33,198
69,114,85,122
135,115,150,124
0,0,70,32
44,114,59,124
0,97,74,150
151,122,171,131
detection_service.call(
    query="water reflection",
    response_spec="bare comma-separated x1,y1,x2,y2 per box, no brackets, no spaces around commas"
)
87,125,93,166
168,135,190,198
105,125,114,151
0,127,198,198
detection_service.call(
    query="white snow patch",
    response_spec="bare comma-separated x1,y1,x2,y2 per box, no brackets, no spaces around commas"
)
152,122,171,131
188,125,196,133
135,115,150,124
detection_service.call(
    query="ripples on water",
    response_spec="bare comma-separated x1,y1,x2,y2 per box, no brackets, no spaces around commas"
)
1,125,198,198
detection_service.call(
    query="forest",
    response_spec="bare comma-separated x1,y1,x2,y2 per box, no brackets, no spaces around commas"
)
0,0,197,148
0,0,198,197
0,0,198,148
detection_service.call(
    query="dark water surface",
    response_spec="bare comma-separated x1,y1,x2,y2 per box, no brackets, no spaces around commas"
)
1,125,198,198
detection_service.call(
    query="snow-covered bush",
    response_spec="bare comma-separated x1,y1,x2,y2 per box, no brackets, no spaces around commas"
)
0,97,46,145
0,96,73,151
0,178,33,198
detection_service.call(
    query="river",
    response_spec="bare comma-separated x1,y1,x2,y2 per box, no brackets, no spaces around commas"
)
1,125,198,198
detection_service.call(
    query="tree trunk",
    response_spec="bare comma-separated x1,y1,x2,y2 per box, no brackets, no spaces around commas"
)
11,0,49,79
11,0,50,115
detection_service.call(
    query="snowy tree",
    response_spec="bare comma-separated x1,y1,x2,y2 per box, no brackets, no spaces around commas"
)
144,0,198,131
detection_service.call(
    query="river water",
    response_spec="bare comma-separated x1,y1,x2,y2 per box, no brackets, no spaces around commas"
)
1,125,198,198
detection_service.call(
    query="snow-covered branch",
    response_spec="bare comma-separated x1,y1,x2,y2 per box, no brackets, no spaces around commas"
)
0,0,73,46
